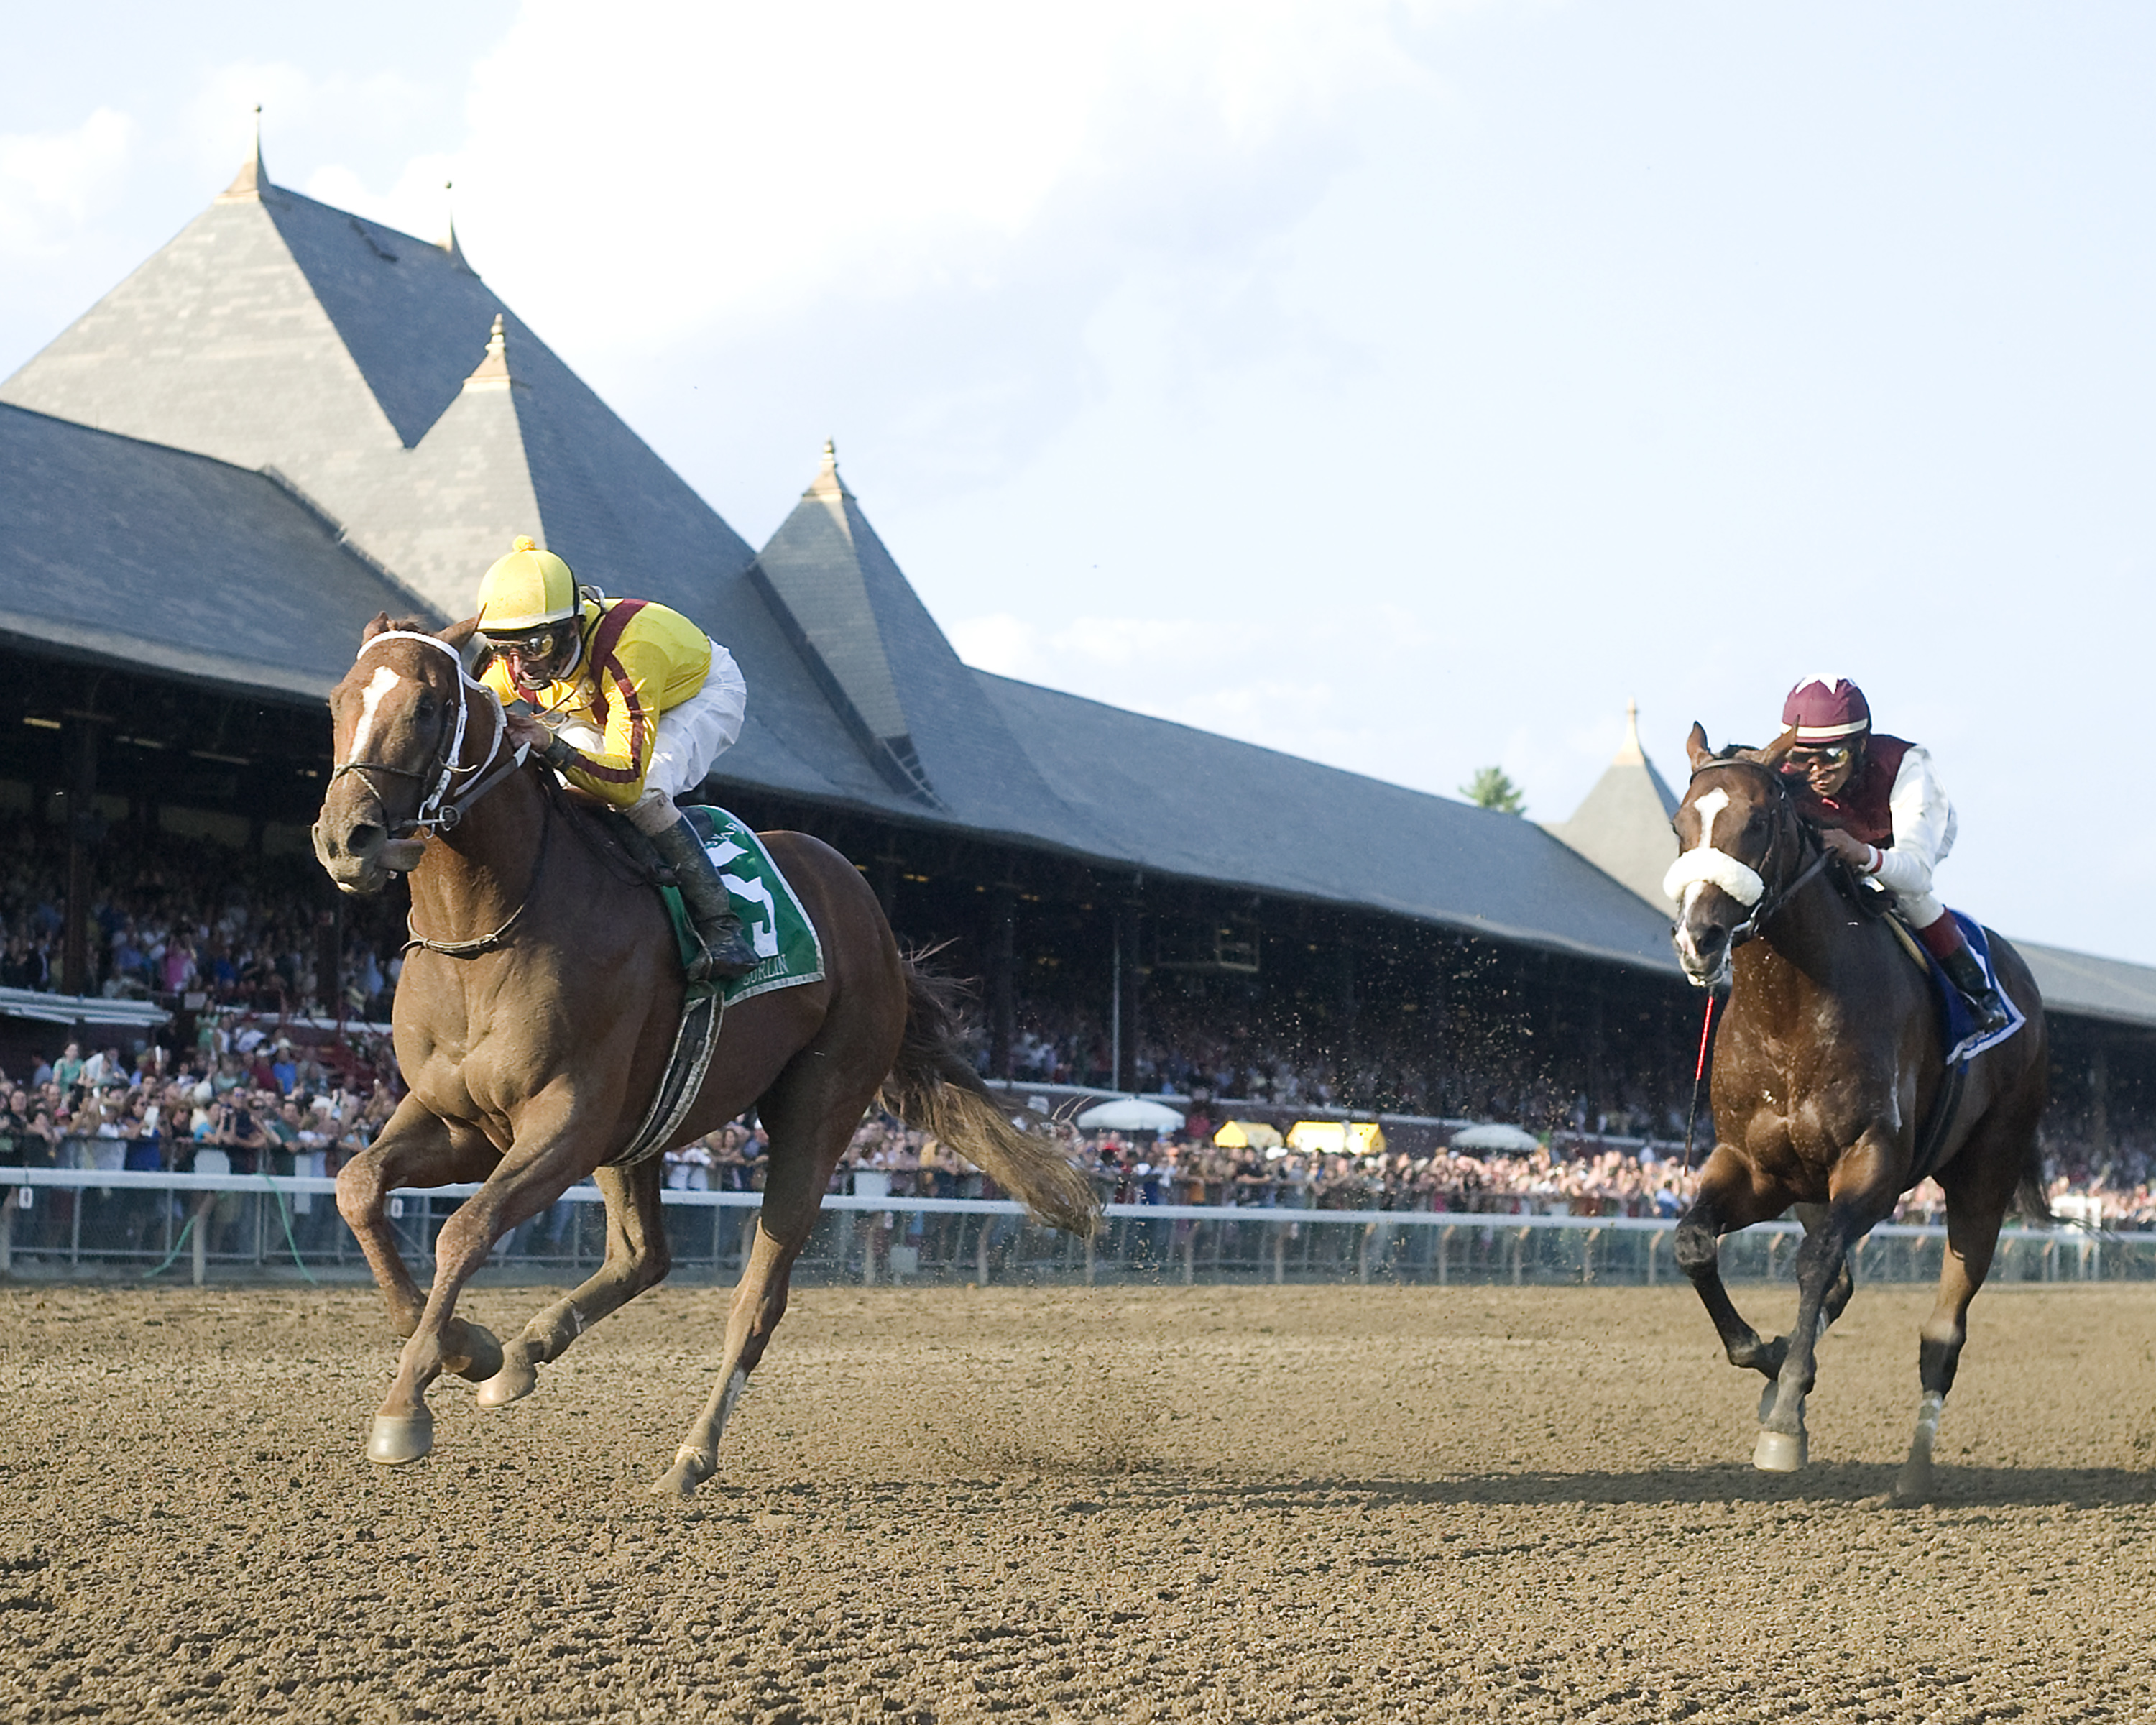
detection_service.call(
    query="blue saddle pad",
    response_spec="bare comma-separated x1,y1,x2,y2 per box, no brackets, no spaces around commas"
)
1922,912,2027,1066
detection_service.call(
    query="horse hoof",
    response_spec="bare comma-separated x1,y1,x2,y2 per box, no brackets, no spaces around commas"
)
1753,1429,1807,1473
1892,1463,1933,1505
367,1410,435,1466
650,1447,711,1500
445,1322,505,1385
474,1355,538,1411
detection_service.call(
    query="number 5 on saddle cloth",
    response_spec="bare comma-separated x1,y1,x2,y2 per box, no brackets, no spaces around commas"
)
611,805,826,1169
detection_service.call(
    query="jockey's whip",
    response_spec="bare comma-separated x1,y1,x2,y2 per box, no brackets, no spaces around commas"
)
1682,994,1718,1171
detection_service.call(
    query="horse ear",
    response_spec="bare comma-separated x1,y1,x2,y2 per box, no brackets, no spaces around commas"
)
361,612,392,642
1685,722,1713,770
443,617,484,673
1743,727,1798,768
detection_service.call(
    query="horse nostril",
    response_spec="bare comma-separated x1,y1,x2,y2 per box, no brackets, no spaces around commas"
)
1697,923,1728,955
346,823,383,857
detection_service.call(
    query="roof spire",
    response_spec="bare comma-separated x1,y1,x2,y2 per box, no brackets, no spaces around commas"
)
1612,699,1645,766
216,106,269,203
463,313,512,390
441,179,471,270
806,436,853,501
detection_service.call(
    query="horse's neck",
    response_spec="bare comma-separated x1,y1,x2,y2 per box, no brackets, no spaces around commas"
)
406,770,550,937
1732,868,1879,1025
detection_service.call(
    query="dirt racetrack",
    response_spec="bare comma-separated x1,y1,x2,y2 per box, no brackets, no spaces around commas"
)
1,1279,2152,1723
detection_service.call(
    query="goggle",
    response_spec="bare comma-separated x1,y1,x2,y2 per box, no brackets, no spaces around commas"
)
480,627,564,661
1782,743,1858,772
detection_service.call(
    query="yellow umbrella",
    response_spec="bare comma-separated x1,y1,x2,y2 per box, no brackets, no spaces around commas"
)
1214,1120,1284,1151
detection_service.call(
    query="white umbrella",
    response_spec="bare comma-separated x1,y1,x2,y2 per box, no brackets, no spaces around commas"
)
1447,1123,1544,1154
1075,1096,1187,1132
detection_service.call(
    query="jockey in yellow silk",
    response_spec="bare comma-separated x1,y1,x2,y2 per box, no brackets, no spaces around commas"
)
474,536,759,983
1776,675,2008,1034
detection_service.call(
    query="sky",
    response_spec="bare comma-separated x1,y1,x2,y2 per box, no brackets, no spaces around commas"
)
4,2,2153,960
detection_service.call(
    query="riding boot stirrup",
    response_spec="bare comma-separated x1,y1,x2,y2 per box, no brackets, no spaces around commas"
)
1938,943,2009,1036
646,811,760,984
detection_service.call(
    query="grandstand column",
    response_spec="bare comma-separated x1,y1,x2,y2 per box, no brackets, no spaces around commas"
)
60,703,107,996
987,883,1016,1080
1111,887,1143,1091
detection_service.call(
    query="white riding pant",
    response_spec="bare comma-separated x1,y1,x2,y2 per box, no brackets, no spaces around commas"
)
553,643,746,827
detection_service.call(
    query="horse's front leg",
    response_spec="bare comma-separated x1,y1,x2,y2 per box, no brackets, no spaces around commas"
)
1755,1140,1897,1473
476,1160,671,1410
368,1110,602,1466
1673,1146,1790,1377
336,1097,505,1374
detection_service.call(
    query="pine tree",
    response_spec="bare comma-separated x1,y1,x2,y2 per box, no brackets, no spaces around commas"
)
1461,766,1526,815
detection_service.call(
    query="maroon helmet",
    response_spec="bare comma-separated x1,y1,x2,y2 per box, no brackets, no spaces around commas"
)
1781,676,1871,744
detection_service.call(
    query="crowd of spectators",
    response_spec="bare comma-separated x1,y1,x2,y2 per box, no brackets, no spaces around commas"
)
0,819,405,1020
0,1022,398,1178
4,813,2153,1232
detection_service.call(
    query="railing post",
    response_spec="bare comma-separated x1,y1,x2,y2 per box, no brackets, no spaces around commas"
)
1583,1227,1599,1285
1272,1223,1286,1285
192,1194,209,1287
1646,1228,1659,1286
976,1220,990,1286
1437,1224,1453,1287
1182,1226,1195,1287
1084,1230,1096,1287
1511,1228,1526,1285
0,1187,13,1276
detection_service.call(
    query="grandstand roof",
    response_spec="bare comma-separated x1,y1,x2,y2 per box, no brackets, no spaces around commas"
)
4,155,2151,1015
1543,702,1681,908
0,402,419,699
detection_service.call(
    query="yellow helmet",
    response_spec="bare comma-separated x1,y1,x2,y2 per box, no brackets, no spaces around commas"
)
476,535,576,633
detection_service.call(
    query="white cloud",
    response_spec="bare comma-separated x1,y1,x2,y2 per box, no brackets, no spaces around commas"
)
0,109,134,258
445,0,1440,350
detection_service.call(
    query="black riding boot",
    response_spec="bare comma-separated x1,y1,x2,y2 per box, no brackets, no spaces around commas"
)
646,812,760,983
1938,942,2009,1036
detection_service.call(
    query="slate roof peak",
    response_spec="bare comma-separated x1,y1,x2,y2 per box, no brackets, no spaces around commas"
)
1542,703,1682,910
216,109,268,205
1613,697,1645,765
440,181,471,271
462,315,513,390
806,437,854,502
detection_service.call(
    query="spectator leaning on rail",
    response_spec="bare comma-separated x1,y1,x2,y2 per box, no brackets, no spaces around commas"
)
474,535,759,982
1774,674,2008,1034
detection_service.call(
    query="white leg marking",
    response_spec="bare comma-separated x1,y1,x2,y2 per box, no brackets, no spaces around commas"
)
346,665,405,765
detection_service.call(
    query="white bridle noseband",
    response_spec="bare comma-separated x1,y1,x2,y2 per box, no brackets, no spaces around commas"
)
333,631,527,836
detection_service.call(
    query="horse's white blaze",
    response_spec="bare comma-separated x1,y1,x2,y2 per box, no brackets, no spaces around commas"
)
1690,786,1730,851
1663,786,1765,908
346,665,404,765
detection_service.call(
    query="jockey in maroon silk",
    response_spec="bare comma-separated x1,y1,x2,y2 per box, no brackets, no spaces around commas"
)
1777,676,2009,1035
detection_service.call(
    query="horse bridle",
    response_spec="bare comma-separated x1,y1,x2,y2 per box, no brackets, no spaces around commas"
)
1684,755,1833,951
330,632,529,842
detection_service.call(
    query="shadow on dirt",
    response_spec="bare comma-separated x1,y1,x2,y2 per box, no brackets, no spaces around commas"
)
1164,1465,2156,1511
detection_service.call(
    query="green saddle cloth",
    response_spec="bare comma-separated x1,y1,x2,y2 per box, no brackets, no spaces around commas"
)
660,807,826,1004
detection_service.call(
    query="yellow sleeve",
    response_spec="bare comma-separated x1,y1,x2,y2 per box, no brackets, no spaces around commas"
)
555,602,711,807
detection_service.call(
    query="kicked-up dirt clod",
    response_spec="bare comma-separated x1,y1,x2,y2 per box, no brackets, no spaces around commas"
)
0,1281,2152,1721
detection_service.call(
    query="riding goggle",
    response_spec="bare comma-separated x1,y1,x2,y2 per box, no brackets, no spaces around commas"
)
1782,743,1858,772
480,626,566,662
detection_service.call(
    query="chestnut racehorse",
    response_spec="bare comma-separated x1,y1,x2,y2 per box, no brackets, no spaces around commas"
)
1667,725,2047,1501
311,616,1097,1496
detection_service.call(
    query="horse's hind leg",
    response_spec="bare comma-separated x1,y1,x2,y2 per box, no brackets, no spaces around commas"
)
1894,1138,2019,1504
476,1160,671,1410
653,1067,871,1499
335,1098,506,1381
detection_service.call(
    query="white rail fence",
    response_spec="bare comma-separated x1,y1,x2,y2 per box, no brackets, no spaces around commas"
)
0,1167,2145,1289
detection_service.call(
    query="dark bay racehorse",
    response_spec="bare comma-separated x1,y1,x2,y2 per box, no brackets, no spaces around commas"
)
1667,726,2048,1501
311,616,1098,1496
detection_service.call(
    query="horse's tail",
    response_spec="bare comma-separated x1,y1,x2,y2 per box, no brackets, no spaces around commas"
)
877,957,1101,1238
